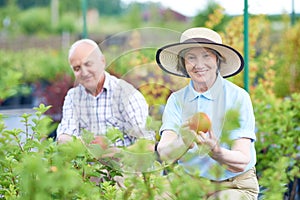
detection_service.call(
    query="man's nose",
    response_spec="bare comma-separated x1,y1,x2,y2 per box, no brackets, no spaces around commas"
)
81,66,88,76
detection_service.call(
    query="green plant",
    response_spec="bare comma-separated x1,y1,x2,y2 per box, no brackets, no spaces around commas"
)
253,84,300,199
18,7,52,35
0,49,71,85
0,68,23,102
273,22,300,97
0,104,120,199
54,12,78,33
0,104,235,200
0,49,72,106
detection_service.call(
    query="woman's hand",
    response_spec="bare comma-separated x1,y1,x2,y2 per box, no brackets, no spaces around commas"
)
180,122,198,149
194,130,219,151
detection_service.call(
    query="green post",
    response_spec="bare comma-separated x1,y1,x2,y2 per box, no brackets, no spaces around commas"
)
82,0,88,38
291,0,295,26
243,0,249,92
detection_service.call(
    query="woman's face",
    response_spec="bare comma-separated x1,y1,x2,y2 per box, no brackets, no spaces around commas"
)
184,47,218,90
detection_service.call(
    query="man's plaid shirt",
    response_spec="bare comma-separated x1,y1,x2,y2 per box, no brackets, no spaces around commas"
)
57,72,149,146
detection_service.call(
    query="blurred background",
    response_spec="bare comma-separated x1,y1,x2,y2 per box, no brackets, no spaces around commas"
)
0,0,299,124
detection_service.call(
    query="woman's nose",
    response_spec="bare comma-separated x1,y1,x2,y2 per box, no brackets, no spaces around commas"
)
192,59,204,69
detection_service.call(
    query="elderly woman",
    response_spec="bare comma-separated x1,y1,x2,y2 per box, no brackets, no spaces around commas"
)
156,27,259,199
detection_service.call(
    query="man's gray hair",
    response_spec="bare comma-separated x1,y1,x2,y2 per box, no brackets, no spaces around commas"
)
68,39,102,60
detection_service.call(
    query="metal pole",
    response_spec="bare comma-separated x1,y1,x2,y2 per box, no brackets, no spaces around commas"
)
51,0,59,28
291,0,295,26
243,0,249,92
81,0,88,38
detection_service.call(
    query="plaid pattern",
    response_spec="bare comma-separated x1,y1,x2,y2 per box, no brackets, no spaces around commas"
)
57,72,149,146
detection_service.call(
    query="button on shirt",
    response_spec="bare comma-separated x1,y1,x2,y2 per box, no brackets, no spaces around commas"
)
57,72,149,146
160,74,256,181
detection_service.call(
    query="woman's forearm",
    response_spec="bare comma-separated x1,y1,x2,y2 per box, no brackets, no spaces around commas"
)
209,138,251,172
157,130,190,163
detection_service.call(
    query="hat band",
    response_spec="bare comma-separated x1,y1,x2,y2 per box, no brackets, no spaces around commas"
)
183,38,216,44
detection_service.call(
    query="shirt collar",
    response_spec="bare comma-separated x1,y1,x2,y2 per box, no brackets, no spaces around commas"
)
94,72,109,97
78,71,109,97
102,71,109,90
187,73,223,101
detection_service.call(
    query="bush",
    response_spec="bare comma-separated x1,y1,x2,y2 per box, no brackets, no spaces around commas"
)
54,12,78,33
0,68,21,99
253,88,300,199
18,7,52,35
273,22,300,97
0,105,226,199
0,49,71,85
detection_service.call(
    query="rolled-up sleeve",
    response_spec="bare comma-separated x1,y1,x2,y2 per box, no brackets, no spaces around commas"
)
230,91,256,141
159,94,182,135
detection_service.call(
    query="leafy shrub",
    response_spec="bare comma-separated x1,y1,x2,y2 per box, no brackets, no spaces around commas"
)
18,7,52,35
0,68,23,102
54,12,78,33
0,49,72,106
0,104,257,200
273,22,300,97
253,88,300,199
0,104,116,199
0,49,72,85
251,56,300,199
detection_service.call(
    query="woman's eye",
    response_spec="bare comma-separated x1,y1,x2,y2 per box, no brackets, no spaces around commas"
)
186,55,195,60
202,53,210,58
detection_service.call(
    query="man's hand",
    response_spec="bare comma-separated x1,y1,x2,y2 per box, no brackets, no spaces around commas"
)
91,136,109,150
90,135,121,158
57,134,73,144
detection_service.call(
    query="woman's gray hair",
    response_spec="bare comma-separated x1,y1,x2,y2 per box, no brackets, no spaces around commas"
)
176,47,226,77
177,49,190,77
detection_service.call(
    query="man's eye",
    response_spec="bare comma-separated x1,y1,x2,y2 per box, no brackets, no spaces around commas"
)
73,66,80,72
84,61,93,67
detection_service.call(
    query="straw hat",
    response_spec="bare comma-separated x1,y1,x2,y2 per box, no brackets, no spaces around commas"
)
155,27,244,78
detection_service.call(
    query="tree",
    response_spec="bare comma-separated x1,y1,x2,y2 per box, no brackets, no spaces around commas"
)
88,0,123,16
192,1,230,32
16,0,50,9
59,0,81,14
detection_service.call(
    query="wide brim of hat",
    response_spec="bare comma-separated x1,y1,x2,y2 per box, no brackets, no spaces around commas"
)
156,42,244,78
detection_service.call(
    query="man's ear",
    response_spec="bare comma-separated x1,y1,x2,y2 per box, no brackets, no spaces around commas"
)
101,55,106,64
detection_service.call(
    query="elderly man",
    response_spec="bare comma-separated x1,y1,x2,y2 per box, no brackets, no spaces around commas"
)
56,39,149,147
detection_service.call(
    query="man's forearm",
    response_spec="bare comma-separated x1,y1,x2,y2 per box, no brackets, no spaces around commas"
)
57,133,73,144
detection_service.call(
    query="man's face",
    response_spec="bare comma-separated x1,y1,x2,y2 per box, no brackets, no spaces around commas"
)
69,43,105,94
